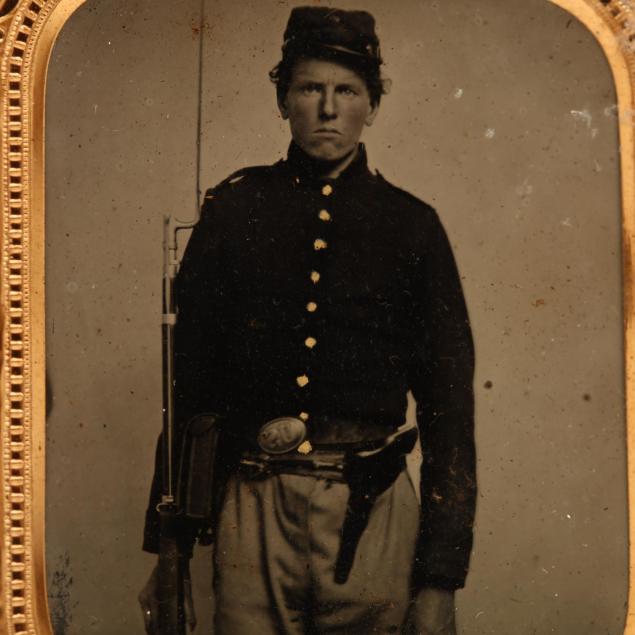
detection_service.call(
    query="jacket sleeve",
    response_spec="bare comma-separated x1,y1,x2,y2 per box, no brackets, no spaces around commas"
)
408,208,476,592
142,191,223,555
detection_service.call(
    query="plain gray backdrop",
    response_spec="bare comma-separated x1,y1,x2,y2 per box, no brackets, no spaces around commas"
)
45,1,626,633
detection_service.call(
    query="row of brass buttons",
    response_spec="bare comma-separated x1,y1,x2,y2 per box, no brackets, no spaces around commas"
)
294,182,334,428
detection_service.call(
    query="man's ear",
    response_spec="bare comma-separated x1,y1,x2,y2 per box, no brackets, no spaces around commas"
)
365,102,379,127
278,95,289,120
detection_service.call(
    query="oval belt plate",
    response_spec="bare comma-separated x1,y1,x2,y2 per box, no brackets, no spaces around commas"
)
257,417,307,454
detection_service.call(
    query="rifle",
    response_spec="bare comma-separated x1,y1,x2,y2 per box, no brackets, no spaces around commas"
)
156,214,198,635
155,2,205,630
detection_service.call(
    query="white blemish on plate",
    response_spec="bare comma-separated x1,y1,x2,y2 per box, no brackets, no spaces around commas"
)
516,178,533,199
570,109,598,137
604,104,618,117
571,109,592,127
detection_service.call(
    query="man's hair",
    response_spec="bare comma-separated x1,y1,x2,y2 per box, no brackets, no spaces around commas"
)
269,51,388,108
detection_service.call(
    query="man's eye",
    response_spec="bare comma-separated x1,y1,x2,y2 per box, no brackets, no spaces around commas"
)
338,87,357,96
301,84,321,94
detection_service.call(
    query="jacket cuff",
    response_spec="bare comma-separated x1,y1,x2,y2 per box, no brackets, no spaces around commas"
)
411,537,473,593
411,571,465,592
142,508,160,554
142,510,198,559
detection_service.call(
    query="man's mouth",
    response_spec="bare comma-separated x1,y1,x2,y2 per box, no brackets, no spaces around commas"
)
314,128,341,135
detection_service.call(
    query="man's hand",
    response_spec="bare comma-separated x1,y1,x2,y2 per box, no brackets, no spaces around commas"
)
406,587,457,635
138,563,197,634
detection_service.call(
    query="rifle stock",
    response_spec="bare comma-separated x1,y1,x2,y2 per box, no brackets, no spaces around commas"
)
157,506,185,635
157,214,195,635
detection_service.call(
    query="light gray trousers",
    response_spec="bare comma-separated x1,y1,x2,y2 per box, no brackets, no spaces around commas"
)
214,469,420,634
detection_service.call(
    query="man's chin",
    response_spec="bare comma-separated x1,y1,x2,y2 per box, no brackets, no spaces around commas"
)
302,142,352,164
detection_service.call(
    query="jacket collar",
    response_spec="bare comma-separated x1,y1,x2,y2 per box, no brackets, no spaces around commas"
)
284,141,371,184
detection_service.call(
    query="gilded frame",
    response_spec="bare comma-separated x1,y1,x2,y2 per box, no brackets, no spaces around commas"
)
0,0,634,633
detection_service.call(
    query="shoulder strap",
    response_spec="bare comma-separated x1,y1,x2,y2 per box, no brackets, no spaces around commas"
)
204,165,274,199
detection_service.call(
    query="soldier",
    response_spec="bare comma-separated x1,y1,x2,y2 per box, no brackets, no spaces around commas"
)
140,6,476,635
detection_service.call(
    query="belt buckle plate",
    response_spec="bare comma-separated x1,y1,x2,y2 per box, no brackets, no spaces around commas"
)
257,417,307,454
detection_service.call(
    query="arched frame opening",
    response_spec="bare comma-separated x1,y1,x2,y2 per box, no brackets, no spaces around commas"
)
1,0,634,632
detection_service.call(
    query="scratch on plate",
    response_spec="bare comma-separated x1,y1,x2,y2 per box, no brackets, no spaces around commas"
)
49,552,74,635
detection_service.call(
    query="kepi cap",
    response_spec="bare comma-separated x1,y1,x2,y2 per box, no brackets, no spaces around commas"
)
282,6,381,65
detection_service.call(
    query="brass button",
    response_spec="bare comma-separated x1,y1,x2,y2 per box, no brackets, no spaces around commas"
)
297,440,313,455
296,374,309,387
322,184,333,196
305,337,317,349
314,238,328,250
310,270,321,284
306,301,317,312
299,411,310,422
319,210,332,222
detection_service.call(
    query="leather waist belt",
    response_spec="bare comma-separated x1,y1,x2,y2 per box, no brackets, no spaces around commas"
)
307,418,403,450
240,415,406,455
239,449,347,482
238,424,419,585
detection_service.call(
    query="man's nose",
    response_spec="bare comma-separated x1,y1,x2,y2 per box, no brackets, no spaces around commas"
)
319,88,337,119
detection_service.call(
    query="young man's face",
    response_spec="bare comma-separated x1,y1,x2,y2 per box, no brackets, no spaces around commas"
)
279,58,378,164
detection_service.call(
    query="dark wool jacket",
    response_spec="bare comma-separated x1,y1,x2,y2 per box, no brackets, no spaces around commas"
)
143,143,476,592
